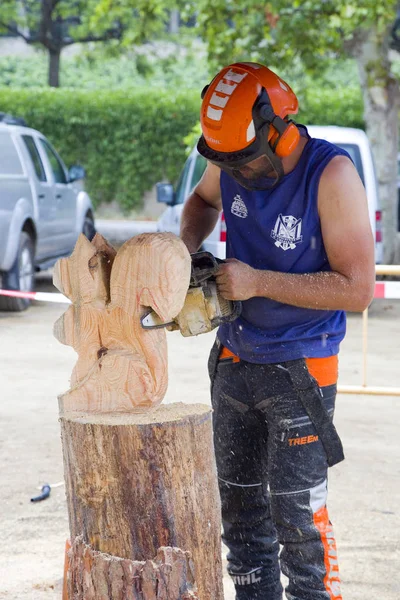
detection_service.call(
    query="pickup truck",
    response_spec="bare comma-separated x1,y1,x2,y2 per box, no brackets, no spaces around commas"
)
0,115,95,311
156,125,383,263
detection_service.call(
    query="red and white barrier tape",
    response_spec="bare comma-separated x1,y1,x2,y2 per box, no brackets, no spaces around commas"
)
374,282,400,300
1,281,400,304
0,289,70,303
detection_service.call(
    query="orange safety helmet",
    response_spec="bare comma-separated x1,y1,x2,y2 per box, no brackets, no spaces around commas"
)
197,62,300,190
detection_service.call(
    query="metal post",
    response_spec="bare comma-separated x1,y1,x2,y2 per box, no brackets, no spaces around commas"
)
362,307,368,388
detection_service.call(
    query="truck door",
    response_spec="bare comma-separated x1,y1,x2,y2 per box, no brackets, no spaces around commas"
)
20,134,55,260
38,137,77,253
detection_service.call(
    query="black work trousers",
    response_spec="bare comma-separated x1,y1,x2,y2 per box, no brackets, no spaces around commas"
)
208,341,342,600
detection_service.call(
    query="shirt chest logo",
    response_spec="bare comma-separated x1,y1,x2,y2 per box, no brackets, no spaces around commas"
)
271,214,303,250
231,194,248,218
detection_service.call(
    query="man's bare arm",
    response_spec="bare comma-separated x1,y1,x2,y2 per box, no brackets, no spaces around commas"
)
180,163,222,254
216,156,375,312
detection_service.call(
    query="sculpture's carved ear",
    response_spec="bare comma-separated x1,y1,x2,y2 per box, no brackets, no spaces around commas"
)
110,233,191,321
53,234,117,306
53,234,97,303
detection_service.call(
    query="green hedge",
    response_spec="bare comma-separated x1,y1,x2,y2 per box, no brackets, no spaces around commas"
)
0,85,363,212
0,87,200,211
299,87,364,129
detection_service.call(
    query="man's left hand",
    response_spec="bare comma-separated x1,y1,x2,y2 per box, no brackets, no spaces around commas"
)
215,258,258,301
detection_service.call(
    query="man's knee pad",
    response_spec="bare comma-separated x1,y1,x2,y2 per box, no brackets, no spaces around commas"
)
270,481,328,544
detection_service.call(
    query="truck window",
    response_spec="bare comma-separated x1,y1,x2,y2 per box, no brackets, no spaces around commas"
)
22,135,47,182
191,155,207,189
335,143,365,186
175,156,193,205
0,132,24,175
39,138,68,184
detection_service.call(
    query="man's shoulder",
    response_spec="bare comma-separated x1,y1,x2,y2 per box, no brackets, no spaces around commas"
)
302,136,352,179
319,154,359,190
306,135,347,157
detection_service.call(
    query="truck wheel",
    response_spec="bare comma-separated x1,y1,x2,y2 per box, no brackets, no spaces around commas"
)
82,215,96,241
0,232,34,312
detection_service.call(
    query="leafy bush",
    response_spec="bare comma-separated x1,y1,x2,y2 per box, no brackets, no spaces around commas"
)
0,87,200,211
0,76,363,212
299,87,364,129
0,47,210,90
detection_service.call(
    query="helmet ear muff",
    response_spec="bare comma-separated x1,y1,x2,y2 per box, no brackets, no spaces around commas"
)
257,90,300,158
271,122,300,158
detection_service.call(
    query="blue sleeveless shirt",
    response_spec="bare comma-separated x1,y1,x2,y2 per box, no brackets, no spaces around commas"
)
217,132,350,363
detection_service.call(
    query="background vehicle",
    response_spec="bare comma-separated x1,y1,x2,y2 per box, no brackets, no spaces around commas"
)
0,114,96,311
156,125,383,262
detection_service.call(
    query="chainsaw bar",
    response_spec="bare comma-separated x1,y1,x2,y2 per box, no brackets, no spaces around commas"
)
141,310,174,329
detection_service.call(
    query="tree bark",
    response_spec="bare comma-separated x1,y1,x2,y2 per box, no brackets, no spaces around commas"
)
48,47,61,87
68,537,198,600
353,26,400,263
61,404,223,600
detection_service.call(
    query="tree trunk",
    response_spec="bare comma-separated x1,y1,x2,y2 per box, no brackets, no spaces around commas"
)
61,404,223,600
48,48,61,87
169,9,180,34
354,26,400,263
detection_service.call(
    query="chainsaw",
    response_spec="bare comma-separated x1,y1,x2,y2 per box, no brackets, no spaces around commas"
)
141,251,242,337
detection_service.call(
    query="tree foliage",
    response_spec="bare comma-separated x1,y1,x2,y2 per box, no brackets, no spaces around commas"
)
184,1,397,73
0,45,209,90
0,0,175,86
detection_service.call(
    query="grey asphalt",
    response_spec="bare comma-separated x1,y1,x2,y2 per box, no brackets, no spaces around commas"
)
0,275,399,599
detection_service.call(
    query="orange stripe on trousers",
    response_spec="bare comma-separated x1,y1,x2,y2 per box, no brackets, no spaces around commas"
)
313,506,342,599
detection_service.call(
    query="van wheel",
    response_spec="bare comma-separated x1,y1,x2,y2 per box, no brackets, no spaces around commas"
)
82,215,96,241
0,232,34,312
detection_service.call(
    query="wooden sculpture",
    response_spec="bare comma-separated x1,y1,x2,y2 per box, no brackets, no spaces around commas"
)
54,232,224,600
54,232,191,413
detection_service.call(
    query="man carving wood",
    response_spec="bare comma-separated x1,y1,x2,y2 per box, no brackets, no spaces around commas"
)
180,62,375,600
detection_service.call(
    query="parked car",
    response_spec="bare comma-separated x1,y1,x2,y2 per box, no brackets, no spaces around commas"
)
156,125,383,263
0,114,95,311
397,152,400,231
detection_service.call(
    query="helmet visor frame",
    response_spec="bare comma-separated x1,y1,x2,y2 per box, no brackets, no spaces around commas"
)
197,122,272,170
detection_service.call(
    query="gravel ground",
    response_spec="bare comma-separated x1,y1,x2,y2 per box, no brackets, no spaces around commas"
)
0,273,399,599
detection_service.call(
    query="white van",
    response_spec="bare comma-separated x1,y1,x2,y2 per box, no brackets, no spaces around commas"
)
157,126,383,262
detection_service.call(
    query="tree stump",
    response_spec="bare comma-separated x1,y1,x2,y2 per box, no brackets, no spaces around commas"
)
54,233,223,599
